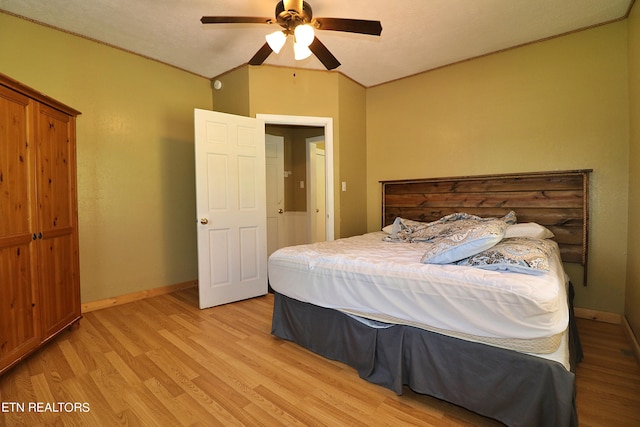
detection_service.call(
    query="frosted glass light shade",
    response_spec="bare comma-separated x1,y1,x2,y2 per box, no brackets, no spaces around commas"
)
294,24,315,47
265,31,287,53
294,42,312,60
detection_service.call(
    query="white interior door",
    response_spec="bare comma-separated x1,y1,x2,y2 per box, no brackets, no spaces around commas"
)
265,134,285,256
194,109,267,309
315,148,326,242
306,136,326,243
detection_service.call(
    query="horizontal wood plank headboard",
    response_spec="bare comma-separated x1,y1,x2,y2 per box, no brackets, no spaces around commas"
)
381,170,592,274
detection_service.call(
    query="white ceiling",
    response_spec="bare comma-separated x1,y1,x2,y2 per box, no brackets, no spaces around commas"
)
0,0,633,87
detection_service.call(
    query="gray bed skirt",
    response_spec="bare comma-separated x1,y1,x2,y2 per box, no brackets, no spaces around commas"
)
271,286,582,427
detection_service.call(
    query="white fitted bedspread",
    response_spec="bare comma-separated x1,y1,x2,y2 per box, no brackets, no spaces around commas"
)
268,232,569,349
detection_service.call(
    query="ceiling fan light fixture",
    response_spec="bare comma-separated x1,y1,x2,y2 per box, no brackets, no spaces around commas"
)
265,30,287,53
293,42,312,60
294,23,315,47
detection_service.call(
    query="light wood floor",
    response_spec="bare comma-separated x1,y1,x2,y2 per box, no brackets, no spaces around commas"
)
1,288,639,426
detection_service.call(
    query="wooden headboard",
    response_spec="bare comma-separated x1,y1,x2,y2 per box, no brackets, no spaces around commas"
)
381,170,591,278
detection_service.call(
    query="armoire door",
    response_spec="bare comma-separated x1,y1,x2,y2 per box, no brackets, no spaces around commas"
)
35,103,81,341
0,85,40,368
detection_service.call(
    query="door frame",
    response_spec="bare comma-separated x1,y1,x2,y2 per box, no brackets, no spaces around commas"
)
257,114,335,241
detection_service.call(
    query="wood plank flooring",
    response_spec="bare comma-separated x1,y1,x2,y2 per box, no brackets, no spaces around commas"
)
1,288,639,426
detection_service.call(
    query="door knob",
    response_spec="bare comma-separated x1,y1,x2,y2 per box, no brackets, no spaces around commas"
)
278,209,284,214
200,218,209,225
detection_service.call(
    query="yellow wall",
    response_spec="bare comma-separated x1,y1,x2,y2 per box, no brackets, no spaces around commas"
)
337,75,368,237
626,3,640,336
366,22,630,313
211,67,250,116
0,13,212,302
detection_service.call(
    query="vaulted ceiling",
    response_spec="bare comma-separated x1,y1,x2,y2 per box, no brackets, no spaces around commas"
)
0,0,634,87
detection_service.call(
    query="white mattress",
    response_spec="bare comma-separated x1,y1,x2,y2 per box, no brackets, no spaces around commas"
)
268,232,570,363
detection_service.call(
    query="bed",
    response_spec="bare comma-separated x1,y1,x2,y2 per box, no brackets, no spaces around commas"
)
269,170,590,427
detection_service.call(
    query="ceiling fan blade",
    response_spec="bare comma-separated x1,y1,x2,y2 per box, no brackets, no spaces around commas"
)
248,42,273,66
201,16,273,24
314,18,382,36
309,38,340,70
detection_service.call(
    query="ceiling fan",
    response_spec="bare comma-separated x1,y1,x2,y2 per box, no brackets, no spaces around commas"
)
201,0,382,70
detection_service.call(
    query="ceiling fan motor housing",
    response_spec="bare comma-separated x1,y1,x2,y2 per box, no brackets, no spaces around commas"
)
276,0,313,29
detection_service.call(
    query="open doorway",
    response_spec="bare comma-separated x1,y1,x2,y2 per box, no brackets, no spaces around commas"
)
258,114,334,254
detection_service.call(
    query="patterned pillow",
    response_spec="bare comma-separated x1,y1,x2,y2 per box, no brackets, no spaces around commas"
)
456,237,556,275
420,217,509,264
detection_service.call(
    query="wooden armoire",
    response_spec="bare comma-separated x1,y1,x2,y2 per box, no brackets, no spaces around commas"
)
0,73,81,375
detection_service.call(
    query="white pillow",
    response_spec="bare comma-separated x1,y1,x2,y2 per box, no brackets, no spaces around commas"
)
504,223,554,239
